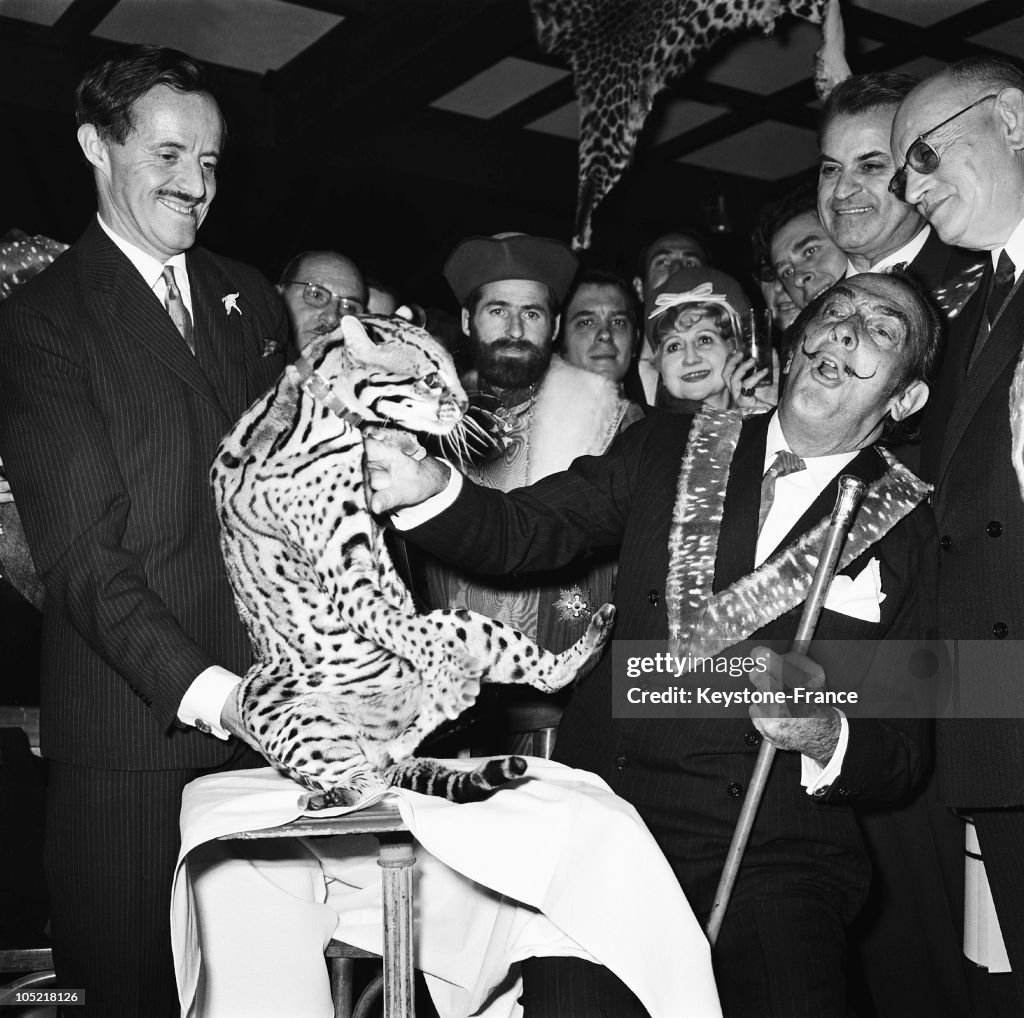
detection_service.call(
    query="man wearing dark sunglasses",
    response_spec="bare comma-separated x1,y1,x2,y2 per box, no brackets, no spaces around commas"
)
819,72,981,300
892,56,1024,1015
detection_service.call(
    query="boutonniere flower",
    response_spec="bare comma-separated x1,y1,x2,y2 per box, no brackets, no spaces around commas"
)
222,292,241,316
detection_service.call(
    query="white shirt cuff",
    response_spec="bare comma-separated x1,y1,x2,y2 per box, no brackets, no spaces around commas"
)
390,463,463,530
801,711,849,794
177,665,241,740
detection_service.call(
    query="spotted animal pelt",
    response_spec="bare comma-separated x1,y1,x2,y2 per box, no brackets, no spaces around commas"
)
211,315,614,807
530,0,828,248
0,231,68,301
665,408,931,662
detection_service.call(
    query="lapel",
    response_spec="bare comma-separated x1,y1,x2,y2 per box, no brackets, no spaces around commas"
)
713,412,884,591
80,222,228,418
937,278,1024,487
907,227,979,293
187,249,249,422
918,257,989,482
714,412,768,591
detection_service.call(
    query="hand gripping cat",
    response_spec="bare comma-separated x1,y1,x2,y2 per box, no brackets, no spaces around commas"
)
211,315,615,808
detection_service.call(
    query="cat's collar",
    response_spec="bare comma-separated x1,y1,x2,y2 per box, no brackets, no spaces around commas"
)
293,355,382,427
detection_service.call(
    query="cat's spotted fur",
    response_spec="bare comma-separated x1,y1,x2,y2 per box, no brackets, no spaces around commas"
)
211,315,614,807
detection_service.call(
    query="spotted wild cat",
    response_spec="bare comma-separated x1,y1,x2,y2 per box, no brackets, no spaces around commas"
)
210,314,615,807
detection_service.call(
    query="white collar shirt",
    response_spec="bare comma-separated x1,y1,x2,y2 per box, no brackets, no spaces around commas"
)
844,224,931,279
993,215,1024,285
97,213,194,316
755,412,859,566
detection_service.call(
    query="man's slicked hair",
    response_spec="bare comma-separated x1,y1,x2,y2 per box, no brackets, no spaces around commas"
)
819,71,920,144
945,55,1024,96
75,44,222,146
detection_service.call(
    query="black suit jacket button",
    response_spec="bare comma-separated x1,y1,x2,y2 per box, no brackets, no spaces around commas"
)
727,782,743,798
836,785,850,798
987,521,1003,538
993,621,1009,639
614,754,628,770
647,589,661,606
939,535,952,550
743,730,761,747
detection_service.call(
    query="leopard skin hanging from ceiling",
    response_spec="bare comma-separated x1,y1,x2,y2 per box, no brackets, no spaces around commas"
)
531,0,830,249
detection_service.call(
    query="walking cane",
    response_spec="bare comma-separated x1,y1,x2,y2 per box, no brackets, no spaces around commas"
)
705,474,866,947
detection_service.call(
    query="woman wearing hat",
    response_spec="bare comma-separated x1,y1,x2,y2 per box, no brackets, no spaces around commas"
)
647,267,779,413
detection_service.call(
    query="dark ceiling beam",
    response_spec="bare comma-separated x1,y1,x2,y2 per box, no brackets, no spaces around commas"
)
490,77,575,131
269,0,535,151
638,0,1018,172
0,16,275,145
338,108,577,207
275,0,370,13
52,0,121,39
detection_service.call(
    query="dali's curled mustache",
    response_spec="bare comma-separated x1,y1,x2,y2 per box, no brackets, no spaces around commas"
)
800,340,878,380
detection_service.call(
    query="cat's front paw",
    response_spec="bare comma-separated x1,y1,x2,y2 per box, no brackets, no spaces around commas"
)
585,602,616,650
299,787,353,810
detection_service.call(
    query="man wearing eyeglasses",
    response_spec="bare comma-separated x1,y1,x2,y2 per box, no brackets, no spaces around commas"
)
818,72,983,317
276,249,368,352
892,56,1024,1014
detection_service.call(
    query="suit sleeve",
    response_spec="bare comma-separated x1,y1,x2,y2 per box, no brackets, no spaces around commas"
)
405,416,651,576
0,296,221,729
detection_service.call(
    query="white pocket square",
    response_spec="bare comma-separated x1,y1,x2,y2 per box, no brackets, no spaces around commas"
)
823,557,886,623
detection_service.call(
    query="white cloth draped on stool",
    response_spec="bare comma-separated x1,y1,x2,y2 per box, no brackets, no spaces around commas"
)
172,758,721,1018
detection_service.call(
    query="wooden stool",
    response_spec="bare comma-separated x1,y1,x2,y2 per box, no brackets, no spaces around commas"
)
221,800,415,1018
504,699,563,759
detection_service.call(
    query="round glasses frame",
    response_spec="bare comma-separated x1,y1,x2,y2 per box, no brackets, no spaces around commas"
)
284,280,366,315
889,93,998,202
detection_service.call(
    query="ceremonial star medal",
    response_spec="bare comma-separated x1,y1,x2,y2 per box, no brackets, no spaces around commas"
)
554,585,593,623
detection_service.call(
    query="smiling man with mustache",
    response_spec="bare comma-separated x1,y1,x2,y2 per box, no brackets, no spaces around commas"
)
0,46,289,1016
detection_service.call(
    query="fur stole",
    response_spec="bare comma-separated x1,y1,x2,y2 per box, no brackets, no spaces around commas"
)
526,357,632,483
666,408,931,661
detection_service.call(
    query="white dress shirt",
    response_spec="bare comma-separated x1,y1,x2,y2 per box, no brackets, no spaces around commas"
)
993,214,1024,284
844,224,931,278
96,214,194,316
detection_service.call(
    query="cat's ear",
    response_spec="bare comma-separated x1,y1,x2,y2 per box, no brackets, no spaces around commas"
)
341,315,385,352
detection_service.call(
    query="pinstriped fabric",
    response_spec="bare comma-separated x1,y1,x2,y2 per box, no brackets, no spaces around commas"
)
0,219,289,769
45,744,264,1017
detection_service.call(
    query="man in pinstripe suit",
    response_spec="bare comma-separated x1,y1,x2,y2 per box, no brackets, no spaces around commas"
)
0,47,288,1016
368,273,941,1016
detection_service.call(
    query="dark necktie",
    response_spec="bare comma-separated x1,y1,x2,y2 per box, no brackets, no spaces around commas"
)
969,251,1015,371
162,265,195,355
758,449,806,536
986,249,1015,326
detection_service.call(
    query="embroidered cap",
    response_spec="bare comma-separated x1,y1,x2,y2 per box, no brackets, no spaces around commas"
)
443,233,578,306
